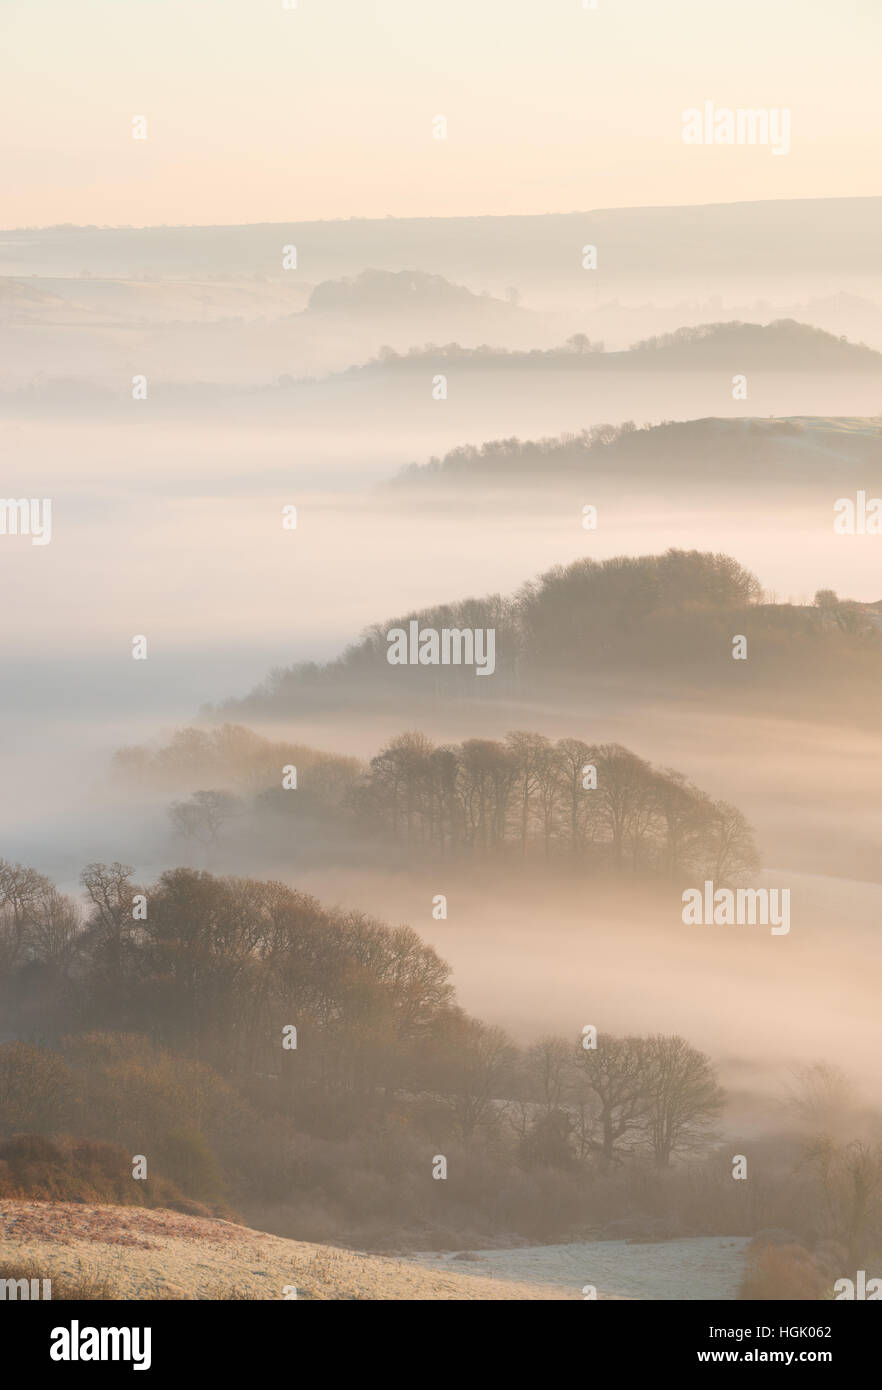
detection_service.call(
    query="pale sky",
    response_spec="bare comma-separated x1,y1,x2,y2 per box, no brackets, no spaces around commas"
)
1,0,880,227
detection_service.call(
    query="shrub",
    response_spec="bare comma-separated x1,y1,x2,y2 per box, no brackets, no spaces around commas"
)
738,1242,829,1300
0,1133,220,1212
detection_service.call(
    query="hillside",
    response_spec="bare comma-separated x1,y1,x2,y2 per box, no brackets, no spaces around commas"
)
393,416,882,487
0,1201,753,1300
306,268,522,319
0,1201,571,1300
353,321,882,376
220,549,882,720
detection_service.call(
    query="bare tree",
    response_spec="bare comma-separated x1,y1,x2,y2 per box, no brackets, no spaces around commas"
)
505,731,550,857
169,789,243,846
0,860,53,969
804,1137,882,1264
643,1034,724,1168
573,1033,653,1170
436,1018,516,1140
593,745,653,869
705,801,760,885
786,1062,858,1137
80,861,138,993
555,738,598,854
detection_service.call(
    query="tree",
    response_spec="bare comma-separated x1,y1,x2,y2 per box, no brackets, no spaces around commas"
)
434,1017,516,1140
814,589,839,610
643,1034,724,1167
812,589,869,635
526,1035,574,1117
458,738,517,851
593,745,653,869
652,770,710,880
786,1062,858,1137
574,1034,653,1170
520,1108,577,1170
0,860,54,970
804,1137,882,1264
505,731,550,857
705,801,760,885
27,885,81,971
169,790,242,846
80,862,138,999
555,738,598,854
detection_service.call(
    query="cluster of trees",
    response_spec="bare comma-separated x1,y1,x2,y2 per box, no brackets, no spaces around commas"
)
629,319,880,368
228,546,882,720
114,723,360,801
363,338,606,368
5,859,880,1255
0,859,724,1175
510,1033,723,1171
114,723,362,852
394,417,811,486
113,714,757,882
395,421,637,482
517,549,763,674
234,549,769,709
307,268,505,315
353,731,758,879
0,858,80,978
0,860,456,1091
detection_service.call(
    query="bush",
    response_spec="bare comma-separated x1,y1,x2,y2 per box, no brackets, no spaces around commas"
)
0,1133,223,1213
738,1242,829,1301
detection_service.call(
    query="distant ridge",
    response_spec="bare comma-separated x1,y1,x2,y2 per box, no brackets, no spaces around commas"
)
393,415,882,486
354,322,882,378
3,198,881,280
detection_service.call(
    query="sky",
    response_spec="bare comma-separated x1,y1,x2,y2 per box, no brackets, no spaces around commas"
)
2,0,880,228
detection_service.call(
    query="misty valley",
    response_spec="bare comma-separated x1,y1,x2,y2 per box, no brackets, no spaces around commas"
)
2,196,882,1314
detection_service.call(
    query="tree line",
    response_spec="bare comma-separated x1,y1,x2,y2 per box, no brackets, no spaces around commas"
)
233,548,768,708
227,546,882,719
113,714,759,882
357,320,879,371
351,731,758,879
